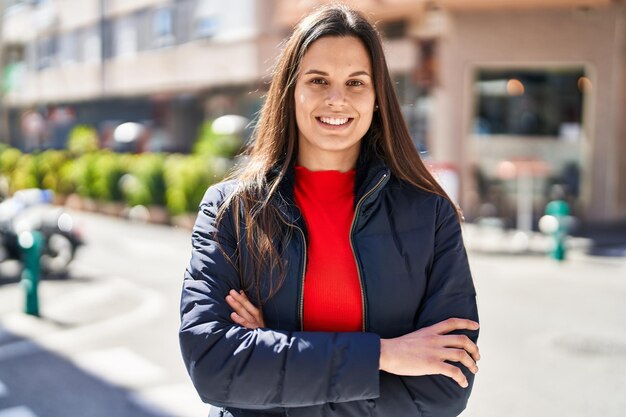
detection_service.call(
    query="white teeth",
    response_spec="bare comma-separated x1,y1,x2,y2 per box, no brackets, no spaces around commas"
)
319,117,349,126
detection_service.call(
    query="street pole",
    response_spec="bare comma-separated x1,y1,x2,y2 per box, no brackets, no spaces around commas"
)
19,230,44,316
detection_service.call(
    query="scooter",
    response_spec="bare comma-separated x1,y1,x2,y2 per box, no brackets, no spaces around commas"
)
0,189,82,276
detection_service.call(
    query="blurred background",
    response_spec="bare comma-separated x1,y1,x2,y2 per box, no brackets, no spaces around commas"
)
0,0,624,416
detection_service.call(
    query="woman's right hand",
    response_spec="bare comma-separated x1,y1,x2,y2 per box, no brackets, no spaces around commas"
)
226,289,266,329
379,318,480,388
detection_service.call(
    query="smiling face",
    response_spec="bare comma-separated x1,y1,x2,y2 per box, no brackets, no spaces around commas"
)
293,36,376,171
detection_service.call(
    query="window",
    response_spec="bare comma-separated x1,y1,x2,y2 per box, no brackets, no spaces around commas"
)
135,9,152,52
2,44,26,92
25,42,37,71
379,20,407,40
174,0,195,44
473,68,587,139
113,14,138,58
192,0,220,39
36,36,56,70
80,26,102,64
152,6,175,48
58,30,79,65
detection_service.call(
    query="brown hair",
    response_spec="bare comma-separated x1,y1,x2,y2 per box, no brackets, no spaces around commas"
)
217,4,458,304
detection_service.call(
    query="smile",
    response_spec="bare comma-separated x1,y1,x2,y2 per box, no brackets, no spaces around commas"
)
316,117,354,129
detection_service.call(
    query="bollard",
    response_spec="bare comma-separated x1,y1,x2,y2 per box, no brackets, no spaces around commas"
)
19,231,44,316
544,199,570,261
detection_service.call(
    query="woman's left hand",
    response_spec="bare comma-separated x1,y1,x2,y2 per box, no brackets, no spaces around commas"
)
226,289,266,329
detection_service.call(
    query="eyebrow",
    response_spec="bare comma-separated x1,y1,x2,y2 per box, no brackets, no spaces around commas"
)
303,69,371,77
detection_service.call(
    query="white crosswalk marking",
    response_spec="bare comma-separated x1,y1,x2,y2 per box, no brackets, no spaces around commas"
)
129,383,210,417
0,380,7,397
74,347,165,389
0,406,39,417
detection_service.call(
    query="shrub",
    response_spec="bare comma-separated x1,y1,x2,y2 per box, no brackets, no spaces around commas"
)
9,153,39,193
58,159,77,195
71,153,99,198
92,151,127,202
0,147,22,177
193,120,244,159
68,125,99,156
164,154,226,215
121,153,166,206
37,150,70,195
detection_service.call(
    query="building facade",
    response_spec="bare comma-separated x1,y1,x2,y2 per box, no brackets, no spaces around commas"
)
1,0,281,152
2,0,625,223
278,0,626,223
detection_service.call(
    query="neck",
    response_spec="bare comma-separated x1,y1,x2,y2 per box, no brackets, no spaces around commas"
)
297,146,359,173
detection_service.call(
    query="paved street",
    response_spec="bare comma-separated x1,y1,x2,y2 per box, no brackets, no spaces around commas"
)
0,210,209,417
0,210,625,417
462,253,626,417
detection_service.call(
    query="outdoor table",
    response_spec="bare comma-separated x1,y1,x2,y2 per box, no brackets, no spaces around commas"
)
496,158,551,232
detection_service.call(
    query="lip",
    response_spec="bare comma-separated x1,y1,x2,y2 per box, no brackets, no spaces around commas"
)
315,116,354,130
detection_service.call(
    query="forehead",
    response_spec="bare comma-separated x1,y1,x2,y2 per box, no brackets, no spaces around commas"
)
299,36,372,74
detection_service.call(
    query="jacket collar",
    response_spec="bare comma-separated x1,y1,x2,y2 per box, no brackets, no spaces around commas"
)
272,141,390,225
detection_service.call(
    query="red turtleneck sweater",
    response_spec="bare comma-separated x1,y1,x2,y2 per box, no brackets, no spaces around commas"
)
294,165,363,332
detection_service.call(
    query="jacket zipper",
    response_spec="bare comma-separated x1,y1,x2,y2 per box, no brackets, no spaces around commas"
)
293,224,307,331
294,172,388,331
349,173,388,331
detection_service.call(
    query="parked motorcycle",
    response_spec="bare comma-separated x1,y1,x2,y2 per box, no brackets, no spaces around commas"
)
0,189,83,275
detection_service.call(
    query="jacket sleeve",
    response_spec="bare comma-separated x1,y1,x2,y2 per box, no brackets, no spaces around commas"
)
179,185,381,408
398,196,480,417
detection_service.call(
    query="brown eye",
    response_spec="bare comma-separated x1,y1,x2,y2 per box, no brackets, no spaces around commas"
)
310,78,326,85
347,80,364,87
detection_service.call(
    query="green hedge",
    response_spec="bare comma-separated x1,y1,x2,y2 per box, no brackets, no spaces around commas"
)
0,119,244,214
122,153,166,207
0,147,231,215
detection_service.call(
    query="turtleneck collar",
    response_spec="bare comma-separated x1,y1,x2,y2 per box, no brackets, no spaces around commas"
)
294,165,356,203
271,137,390,224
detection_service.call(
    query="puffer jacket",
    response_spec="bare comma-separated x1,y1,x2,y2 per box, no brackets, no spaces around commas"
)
179,152,479,417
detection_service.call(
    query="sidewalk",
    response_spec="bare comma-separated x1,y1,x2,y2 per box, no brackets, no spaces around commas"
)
0,261,208,417
460,251,626,417
462,222,593,257
1,213,624,417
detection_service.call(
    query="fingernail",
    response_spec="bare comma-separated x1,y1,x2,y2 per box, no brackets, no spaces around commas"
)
462,381,469,388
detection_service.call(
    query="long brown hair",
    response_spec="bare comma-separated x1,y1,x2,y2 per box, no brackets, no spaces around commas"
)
216,4,459,304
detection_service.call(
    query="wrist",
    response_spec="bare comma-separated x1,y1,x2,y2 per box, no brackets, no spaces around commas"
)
379,338,390,371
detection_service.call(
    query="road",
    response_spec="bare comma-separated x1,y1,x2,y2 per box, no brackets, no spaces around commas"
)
0,210,208,417
0,210,625,417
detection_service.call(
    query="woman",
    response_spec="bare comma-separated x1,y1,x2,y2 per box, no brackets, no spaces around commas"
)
180,4,479,417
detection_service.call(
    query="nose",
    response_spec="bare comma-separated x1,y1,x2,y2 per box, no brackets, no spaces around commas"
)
325,86,346,107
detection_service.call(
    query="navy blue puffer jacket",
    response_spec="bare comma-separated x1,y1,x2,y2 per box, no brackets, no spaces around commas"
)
180,154,479,417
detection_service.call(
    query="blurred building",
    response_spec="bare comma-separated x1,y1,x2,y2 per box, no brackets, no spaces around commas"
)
0,0,280,152
277,0,626,224
1,0,625,223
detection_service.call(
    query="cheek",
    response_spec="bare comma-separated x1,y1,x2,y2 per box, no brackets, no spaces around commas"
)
357,98,376,124
294,90,314,135
294,90,310,117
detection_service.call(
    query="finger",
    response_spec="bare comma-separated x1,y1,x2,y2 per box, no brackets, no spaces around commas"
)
439,362,469,388
231,312,258,330
229,289,261,317
431,318,479,335
227,292,257,321
442,335,481,362
226,295,255,323
226,295,256,323
443,348,478,374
